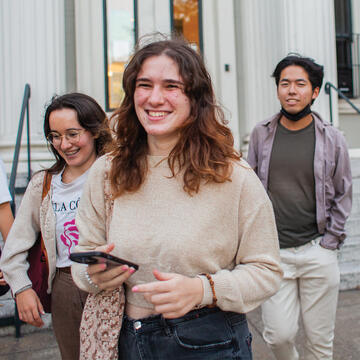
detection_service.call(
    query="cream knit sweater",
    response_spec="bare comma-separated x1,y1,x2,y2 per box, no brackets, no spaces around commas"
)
0,171,57,295
72,155,282,313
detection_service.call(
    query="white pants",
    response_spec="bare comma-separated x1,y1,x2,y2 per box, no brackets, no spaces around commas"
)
262,238,340,360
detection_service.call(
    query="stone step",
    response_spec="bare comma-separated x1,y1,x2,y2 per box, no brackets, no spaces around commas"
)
344,216,360,237
341,234,359,246
338,240,360,263
339,261,360,290
349,196,360,214
352,178,360,193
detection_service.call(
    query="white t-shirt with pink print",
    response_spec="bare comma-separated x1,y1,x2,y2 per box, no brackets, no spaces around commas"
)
51,169,89,268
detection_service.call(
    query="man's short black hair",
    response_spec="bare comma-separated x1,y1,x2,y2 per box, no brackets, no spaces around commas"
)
272,54,324,91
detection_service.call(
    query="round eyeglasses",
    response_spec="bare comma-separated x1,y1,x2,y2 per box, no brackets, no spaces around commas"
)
46,129,86,146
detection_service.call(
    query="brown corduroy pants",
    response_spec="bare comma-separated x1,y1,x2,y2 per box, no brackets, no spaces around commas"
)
51,268,88,360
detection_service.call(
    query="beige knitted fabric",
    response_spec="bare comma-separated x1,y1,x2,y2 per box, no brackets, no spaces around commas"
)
0,171,57,295
72,155,282,314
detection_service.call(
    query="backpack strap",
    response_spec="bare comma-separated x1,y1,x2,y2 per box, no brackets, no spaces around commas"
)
42,171,52,200
39,171,52,270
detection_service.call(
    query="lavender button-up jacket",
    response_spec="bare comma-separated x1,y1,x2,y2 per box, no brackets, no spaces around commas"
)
247,111,352,250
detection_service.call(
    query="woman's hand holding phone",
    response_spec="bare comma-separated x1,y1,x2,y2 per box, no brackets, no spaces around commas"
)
86,243,136,291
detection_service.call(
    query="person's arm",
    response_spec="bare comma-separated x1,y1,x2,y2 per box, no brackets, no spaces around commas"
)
0,172,46,327
195,171,283,313
0,158,14,285
0,172,44,294
320,134,352,249
0,201,14,286
0,201,14,241
71,156,134,293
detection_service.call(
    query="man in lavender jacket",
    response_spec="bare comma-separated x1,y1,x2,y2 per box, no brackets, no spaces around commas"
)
247,55,352,360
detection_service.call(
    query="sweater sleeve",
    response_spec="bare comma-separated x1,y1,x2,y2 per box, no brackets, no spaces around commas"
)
71,156,108,293
0,172,44,295
198,168,283,313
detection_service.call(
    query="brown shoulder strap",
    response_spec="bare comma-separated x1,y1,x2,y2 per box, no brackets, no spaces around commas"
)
42,171,52,200
39,171,52,267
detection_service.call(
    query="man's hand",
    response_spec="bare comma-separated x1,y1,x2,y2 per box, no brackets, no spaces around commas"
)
132,269,203,319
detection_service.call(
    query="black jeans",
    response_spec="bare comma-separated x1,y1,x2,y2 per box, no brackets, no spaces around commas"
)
118,307,252,359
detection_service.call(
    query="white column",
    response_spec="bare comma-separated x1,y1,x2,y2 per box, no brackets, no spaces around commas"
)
202,0,220,95
234,0,285,139
0,0,66,172
236,0,338,147
74,0,105,108
352,0,360,33
202,0,240,149
137,0,171,38
282,0,338,127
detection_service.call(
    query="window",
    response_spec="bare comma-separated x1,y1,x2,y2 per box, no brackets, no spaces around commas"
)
171,0,203,53
334,0,358,98
103,0,137,111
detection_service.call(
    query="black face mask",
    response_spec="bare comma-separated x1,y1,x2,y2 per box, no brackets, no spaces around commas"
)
280,104,312,122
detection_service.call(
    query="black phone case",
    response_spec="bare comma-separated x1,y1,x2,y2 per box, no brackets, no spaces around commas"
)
70,251,139,270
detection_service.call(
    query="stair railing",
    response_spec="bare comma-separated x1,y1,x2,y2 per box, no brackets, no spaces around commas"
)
2,83,31,338
324,81,360,126
8,84,32,214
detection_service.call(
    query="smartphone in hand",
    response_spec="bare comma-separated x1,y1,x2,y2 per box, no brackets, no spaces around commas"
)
70,251,139,270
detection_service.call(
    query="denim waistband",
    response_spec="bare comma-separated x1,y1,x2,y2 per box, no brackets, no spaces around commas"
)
122,307,246,334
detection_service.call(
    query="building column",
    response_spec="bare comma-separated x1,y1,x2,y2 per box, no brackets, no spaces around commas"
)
234,0,285,143
282,0,338,126
137,0,171,38
74,0,105,108
202,0,241,149
0,0,66,172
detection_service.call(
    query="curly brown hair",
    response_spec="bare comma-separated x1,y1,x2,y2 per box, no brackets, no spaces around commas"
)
110,38,240,197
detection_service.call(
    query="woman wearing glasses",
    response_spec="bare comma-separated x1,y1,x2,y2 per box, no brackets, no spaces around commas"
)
0,93,113,360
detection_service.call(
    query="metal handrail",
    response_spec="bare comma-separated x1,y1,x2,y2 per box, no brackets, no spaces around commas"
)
8,84,31,215
3,84,31,338
324,81,360,125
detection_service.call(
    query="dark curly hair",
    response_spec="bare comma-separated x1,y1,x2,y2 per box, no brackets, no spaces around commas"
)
44,93,113,174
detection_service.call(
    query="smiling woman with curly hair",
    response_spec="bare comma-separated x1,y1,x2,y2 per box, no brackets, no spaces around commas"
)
72,37,283,360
